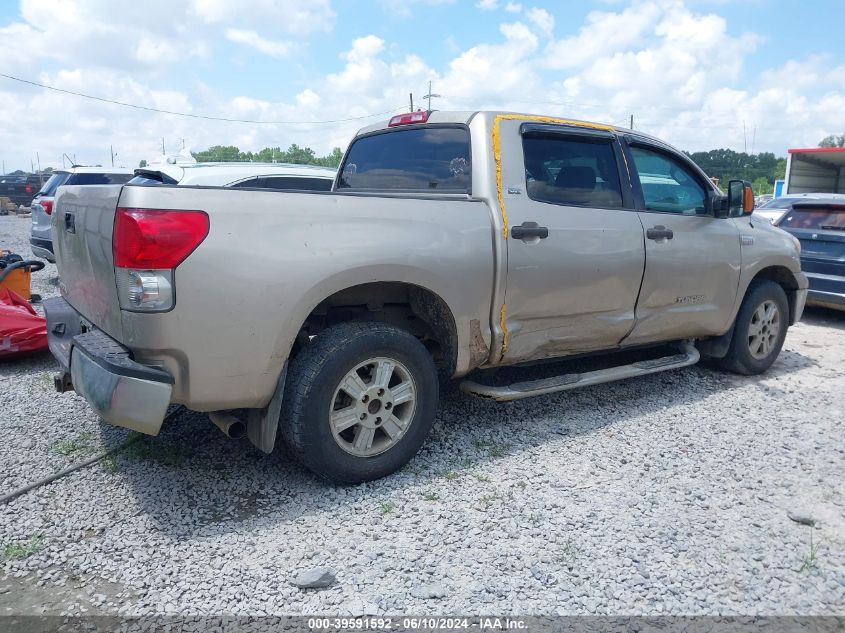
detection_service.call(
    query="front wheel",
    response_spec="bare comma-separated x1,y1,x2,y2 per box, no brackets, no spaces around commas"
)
280,321,439,483
718,280,789,375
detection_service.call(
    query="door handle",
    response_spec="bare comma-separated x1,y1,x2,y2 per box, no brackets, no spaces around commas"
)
646,225,673,241
511,221,549,240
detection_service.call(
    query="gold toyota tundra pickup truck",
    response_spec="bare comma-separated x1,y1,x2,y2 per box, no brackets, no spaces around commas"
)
44,110,808,483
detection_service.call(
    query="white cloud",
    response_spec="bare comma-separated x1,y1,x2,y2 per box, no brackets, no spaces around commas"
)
504,2,522,12
475,0,499,10
225,29,293,58
525,7,554,38
189,0,335,34
380,0,455,18
1,0,844,173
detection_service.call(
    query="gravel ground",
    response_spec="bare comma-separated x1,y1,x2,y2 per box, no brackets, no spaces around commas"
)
1,213,844,617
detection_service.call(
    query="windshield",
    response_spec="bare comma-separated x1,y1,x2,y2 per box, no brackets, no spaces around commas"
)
760,197,803,209
337,126,471,193
38,172,70,196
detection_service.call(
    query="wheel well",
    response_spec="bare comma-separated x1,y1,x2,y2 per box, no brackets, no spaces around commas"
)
750,265,799,324
295,282,458,378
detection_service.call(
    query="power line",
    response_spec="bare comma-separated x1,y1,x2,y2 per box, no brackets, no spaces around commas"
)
0,73,405,125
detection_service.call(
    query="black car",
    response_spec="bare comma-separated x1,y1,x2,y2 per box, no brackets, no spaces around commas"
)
0,174,49,207
776,198,845,311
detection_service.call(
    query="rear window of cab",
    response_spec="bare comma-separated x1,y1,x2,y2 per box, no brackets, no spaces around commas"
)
337,126,471,193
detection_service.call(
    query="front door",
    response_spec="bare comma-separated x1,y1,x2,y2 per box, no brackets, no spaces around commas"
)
622,141,741,345
501,121,646,363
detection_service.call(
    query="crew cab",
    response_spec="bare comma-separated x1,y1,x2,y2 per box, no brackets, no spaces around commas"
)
44,110,808,483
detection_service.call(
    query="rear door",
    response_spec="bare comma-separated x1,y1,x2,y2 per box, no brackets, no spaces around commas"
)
778,203,845,300
52,185,125,338
622,139,741,345
500,122,645,362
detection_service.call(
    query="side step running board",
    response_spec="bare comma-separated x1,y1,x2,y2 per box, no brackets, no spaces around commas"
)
460,341,700,402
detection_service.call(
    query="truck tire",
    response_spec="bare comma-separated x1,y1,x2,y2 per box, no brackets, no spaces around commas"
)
718,280,789,375
280,321,439,483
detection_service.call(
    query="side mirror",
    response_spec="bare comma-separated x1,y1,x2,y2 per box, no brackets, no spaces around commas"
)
728,179,755,216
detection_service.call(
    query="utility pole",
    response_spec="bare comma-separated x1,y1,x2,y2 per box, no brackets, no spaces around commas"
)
31,159,34,173
110,145,115,167
630,114,634,130
37,152,41,173
2,160,5,175
161,138,166,155
422,81,441,111
409,92,414,113
742,120,747,154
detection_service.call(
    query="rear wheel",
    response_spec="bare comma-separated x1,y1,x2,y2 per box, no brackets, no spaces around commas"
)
280,321,438,483
719,280,789,375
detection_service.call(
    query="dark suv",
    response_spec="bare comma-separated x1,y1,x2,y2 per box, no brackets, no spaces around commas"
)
0,174,48,207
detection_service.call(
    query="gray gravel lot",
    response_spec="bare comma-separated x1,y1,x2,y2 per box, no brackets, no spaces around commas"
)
1,213,844,617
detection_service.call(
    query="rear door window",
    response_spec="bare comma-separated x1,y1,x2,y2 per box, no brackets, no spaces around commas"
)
337,126,471,193
522,134,624,209
778,206,845,230
66,173,133,185
232,176,334,191
260,176,333,191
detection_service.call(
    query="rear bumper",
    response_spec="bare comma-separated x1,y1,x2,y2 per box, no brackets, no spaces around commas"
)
43,296,173,435
30,237,55,262
806,271,845,311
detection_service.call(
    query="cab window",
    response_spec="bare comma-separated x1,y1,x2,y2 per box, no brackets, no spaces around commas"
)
522,135,624,209
631,147,706,215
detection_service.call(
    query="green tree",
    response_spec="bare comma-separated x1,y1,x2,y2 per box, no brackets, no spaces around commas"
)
819,134,845,148
752,176,772,194
138,159,148,168
190,143,344,167
684,149,785,190
313,147,344,168
191,145,243,162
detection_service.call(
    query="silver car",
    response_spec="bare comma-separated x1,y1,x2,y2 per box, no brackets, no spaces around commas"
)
30,167,135,262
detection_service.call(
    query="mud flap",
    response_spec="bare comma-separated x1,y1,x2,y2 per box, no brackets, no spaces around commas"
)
247,362,287,454
696,325,735,359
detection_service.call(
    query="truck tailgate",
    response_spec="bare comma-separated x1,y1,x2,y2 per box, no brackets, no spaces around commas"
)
52,185,124,339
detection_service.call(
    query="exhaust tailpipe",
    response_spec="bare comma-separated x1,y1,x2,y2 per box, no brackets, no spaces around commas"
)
208,411,246,439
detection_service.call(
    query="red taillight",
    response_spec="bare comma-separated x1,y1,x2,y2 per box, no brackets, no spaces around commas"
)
388,111,429,127
41,199,54,215
25,184,32,193
113,208,209,269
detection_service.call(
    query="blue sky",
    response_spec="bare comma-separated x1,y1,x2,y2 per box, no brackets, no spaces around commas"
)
0,0,843,171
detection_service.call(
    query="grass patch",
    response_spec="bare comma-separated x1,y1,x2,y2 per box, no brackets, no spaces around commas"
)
3,533,45,560
473,473,491,483
443,471,460,481
477,493,501,509
378,501,395,515
51,431,94,457
422,492,440,501
122,433,185,466
100,455,118,473
473,439,511,459
36,372,54,392
558,540,580,566
799,529,819,573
